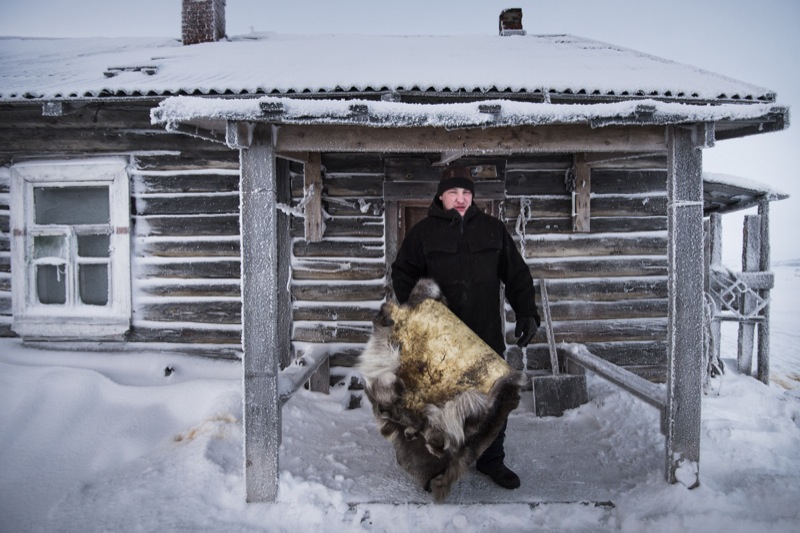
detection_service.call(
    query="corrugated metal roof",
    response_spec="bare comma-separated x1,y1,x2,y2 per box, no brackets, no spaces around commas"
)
0,33,776,104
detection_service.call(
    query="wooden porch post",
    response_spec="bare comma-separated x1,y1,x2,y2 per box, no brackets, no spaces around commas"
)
757,199,771,384
241,125,281,502
665,126,704,487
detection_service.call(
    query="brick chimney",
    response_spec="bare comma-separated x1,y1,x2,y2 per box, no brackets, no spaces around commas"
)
499,8,526,36
182,0,226,45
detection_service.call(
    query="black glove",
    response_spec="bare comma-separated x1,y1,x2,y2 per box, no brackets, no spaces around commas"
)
514,315,540,348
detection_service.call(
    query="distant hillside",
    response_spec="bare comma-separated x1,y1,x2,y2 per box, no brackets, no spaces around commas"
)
773,259,800,267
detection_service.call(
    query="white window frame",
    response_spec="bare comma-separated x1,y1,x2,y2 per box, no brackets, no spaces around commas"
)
11,158,131,339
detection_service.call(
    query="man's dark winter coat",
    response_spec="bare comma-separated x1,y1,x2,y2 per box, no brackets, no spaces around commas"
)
391,197,539,355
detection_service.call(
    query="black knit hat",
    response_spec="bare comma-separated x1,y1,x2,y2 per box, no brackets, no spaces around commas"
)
437,167,475,196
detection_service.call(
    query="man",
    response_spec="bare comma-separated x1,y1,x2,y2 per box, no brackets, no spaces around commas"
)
391,166,541,490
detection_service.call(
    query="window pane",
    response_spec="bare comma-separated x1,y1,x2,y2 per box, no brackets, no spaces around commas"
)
78,234,110,258
36,265,66,304
34,235,67,259
34,186,110,225
79,264,109,306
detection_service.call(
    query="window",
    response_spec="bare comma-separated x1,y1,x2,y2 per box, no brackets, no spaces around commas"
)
11,159,131,339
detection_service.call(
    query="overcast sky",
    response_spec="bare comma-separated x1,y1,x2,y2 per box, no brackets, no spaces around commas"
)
1,0,798,262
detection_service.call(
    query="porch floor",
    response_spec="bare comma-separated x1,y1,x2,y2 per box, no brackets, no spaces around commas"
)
279,374,664,506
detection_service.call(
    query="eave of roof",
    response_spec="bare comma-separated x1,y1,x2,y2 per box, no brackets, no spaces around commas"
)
703,172,790,214
149,95,789,138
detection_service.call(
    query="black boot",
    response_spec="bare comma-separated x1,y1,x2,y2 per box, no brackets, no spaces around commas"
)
477,462,521,489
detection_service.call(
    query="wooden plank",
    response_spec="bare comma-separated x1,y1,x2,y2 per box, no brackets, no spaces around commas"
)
291,283,386,302
290,216,384,239
504,170,570,196
321,153,385,173
275,124,668,154
127,325,241,345
541,299,667,321
665,125,704,488
136,238,240,258
590,195,668,217
292,173,384,198
293,305,378,322
137,281,240,298
572,154,591,232
591,170,667,194
0,127,218,154
524,233,667,258
291,260,386,281
508,216,668,235
293,240,385,259
293,324,372,343
542,277,668,301
135,151,240,171
132,172,239,194
0,102,155,129
133,215,240,237
136,259,241,280
304,152,324,242
510,317,667,344
543,317,667,343
505,197,571,218
526,256,668,279
384,156,442,181
134,194,240,216
137,300,242,324
527,340,667,370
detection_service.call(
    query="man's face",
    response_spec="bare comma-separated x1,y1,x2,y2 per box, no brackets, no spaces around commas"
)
439,187,473,216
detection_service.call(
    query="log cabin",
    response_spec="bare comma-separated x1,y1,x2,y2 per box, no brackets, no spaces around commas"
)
0,1,789,500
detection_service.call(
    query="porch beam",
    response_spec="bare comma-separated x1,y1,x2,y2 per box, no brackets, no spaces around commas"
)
274,124,668,154
665,125,704,488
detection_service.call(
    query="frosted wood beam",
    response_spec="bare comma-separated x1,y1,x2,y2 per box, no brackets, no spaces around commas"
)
572,153,591,232
757,199,771,384
738,215,761,375
303,152,324,242
665,125,704,488
275,124,668,154
241,125,280,502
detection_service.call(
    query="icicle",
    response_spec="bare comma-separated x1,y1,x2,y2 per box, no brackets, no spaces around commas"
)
514,198,533,256
276,182,317,218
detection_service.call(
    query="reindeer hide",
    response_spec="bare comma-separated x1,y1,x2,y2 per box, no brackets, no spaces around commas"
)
358,278,525,502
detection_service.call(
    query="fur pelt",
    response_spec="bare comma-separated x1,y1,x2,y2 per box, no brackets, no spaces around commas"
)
358,278,525,502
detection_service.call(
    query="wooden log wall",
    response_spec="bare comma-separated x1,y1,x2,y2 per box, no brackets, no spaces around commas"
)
0,101,670,378
289,154,388,369
129,157,243,357
505,155,669,380
293,153,670,382
0,101,243,355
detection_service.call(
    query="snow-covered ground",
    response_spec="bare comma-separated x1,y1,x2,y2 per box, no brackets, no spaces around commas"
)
1,266,799,532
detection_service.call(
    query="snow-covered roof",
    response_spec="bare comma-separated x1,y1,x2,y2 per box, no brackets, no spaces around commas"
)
703,172,790,214
0,33,778,104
